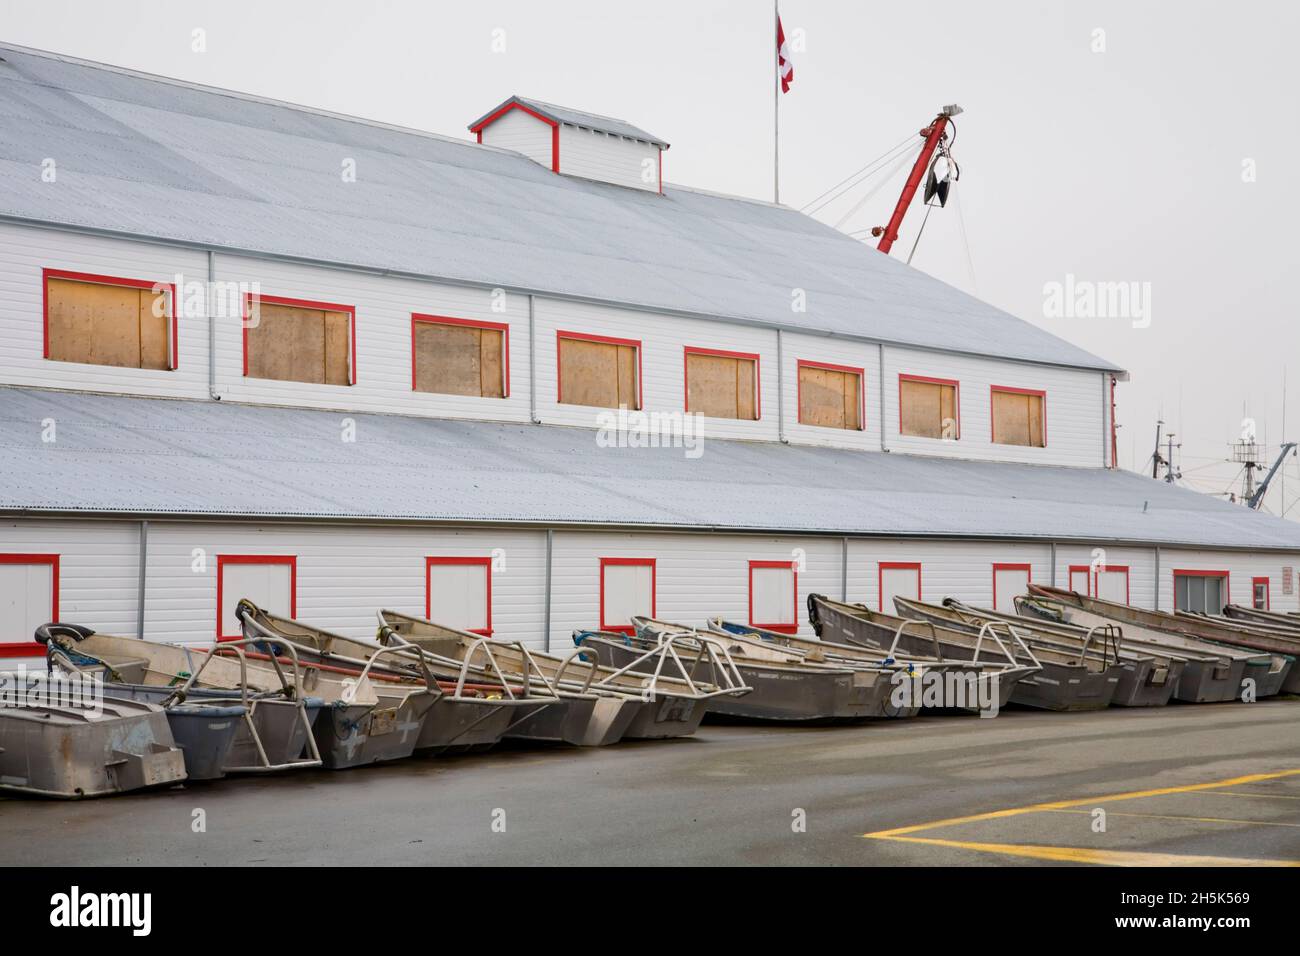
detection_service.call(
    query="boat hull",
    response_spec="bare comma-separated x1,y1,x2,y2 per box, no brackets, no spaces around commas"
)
0,698,186,799
621,694,707,738
91,683,244,781
1172,659,1244,703
416,697,516,753
313,690,436,769
1111,657,1181,707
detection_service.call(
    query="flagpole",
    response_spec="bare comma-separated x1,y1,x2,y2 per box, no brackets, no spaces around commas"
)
773,0,780,204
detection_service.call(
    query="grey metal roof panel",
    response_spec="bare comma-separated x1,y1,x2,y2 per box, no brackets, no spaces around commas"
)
469,95,670,147
1,387,1295,551
0,44,1121,372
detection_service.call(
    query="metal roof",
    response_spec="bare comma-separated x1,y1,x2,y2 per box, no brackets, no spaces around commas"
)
469,95,670,148
2,387,1295,551
0,43,1122,373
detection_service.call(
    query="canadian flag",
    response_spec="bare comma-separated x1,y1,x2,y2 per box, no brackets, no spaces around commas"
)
777,17,794,93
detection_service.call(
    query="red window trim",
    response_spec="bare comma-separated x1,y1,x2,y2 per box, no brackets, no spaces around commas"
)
42,268,179,371
796,359,866,431
878,561,922,612
748,560,799,634
992,562,1032,610
1172,569,1231,612
598,557,656,635
216,555,297,642
410,313,511,397
556,330,644,409
989,385,1048,446
683,346,762,419
242,292,357,385
1092,564,1131,605
1067,564,1092,596
1252,576,1271,611
0,553,59,658
470,102,560,173
425,556,493,636
898,373,961,439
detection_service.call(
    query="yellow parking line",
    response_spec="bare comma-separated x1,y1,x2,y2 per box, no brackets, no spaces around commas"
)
878,836,1300,867
1046,808,1300,828
863,767,1300,839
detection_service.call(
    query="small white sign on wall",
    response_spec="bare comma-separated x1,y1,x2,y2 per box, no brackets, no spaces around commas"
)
1283,567,1294,596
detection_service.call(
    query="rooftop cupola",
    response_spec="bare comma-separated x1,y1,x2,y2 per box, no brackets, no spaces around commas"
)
469,95,668,194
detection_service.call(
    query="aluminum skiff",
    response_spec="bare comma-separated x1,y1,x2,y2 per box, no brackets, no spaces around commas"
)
34,623,325,773
1025,586,1291,698
629,616,896,721
899,598,1185,712
807,595,1038,713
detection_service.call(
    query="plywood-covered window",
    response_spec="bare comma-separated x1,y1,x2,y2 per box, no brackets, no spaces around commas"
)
411,315,508,398
899,374,959,439
684,347,760,420
599,558,655,635
1252,577,1270,611
1095,566,1130,604
991,386,1046,447
879,562,921,613
0,554,58,658
217,555,296,641
243,294,355,386
749,560,797,633
1174,570,1228,616
798,360,864,430
43,269,176,370
426,557,492,636
992,563,1031,613
557,332,641,410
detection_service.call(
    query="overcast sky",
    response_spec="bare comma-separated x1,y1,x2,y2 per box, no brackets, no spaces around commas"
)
4,0,1298,515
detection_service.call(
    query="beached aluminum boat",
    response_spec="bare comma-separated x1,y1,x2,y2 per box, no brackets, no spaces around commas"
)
0,674,186,798
707,617,1001,718
896,597,1182,707
375,610,664,745
893,597,1162,708
807,595,1038,713
35,623,324,773
237,602,552,761
1025,585,1291,698
1224,605,1300,633
630,616,895,722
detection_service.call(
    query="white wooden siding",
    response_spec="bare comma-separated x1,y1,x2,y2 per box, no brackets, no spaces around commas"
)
1,518,1297,670
883,345,1105,467
557,125,660,192
478,107,553,169
780,331,878,450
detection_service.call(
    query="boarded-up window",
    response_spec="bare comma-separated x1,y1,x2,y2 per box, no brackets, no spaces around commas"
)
798,361,862,430
45,272,173,370
1068,566,1091,596
685,348,759,420
0,554,58,647
600,558,655,634
993,564,1031,613
1175,572,1226,615
899,375,958,439
245,296,352,385
991,387,1046,447
557,334,640,409
412,317,507,398
879,562,921,613
750,561,797,632
426,557,492,635
1096,568,1129,604
217,556,295,641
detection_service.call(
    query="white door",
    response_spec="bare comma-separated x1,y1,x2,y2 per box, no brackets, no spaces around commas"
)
220,560,293,639
0,560,55,643
602,561,654,631
428,561,490,633
1068,567,1090,595
751,563,796,630
993,565,1031,613
879,564,921,613
1096,569,1128,604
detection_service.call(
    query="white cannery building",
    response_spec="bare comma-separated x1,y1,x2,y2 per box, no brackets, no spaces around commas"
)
1,43,1298,667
